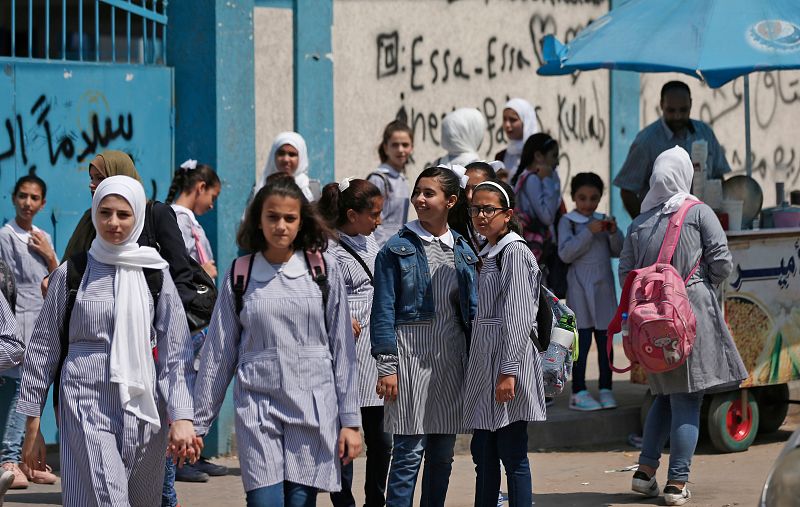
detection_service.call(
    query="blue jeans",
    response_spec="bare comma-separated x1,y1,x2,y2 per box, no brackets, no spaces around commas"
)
639,392,704,482
246,481,318,507
471,421,532,507
161,457,177,507
572,328,612,393
386,433,456,507
331,406,392,507
0,377,25,464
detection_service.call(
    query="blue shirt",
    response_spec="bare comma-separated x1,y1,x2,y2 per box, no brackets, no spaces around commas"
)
614,118,731,200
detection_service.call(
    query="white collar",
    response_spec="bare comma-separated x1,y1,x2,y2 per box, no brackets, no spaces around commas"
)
564,210,605,224
5,220,40,243
339,231,367,249
171,203,198,222
479,231,525,258
406,220,454,248
250,250,309,283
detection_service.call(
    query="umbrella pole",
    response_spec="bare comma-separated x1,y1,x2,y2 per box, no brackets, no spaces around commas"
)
744,75,752,178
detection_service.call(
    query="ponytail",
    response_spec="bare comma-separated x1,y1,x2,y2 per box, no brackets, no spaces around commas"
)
166,162,220,204
317,179,382,228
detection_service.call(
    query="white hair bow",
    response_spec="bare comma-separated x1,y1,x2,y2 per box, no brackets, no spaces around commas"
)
339,177,355,192
180,159,198,170
438,163,469,189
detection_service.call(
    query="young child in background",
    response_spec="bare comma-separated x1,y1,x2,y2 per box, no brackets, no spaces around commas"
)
0,175,59,489
557,173,623,411
167,159,221,278
369,120,414,247
318,178,392,507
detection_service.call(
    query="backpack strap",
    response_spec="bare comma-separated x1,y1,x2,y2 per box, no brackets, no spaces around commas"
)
368,171,392,198
304,250,330,327
338,240,373,282
231,254,256,315
656,200,701,264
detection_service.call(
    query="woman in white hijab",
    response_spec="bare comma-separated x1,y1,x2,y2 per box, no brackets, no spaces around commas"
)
18,176,199,506
259,132,315,201
619,146,746,506
436,108,487,166
495,98,539,182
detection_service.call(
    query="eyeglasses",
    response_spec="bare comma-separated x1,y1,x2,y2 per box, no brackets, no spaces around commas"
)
467,205,509,218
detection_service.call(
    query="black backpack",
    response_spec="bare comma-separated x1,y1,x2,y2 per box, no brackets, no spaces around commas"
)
0,260,16,312
144,201,217,334
53,252,163,408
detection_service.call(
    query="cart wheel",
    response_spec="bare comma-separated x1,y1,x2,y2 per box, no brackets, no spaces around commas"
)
708,390,759,453
640,389,655,430
756,384,790,433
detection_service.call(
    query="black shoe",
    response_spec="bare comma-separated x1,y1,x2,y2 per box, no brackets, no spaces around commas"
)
193,457,228,477
174,464,210,483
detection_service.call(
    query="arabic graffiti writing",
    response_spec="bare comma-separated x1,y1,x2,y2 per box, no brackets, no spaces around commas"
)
0,93,134,172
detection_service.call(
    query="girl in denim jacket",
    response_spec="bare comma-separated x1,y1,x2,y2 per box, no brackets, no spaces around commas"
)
371,165,478,507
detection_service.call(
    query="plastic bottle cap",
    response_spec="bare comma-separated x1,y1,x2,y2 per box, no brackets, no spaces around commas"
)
622,312,628,319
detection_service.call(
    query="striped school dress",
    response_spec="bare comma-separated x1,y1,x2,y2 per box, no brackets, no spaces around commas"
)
327,233,382,407
0,291,23,372
193,251,360,493
386,237,468,436
17,258,195,507
463,234,547,431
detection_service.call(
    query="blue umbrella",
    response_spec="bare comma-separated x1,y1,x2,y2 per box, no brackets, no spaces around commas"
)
538,0,800,175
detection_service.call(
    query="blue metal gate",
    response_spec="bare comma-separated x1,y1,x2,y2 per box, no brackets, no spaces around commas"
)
0,0,173,443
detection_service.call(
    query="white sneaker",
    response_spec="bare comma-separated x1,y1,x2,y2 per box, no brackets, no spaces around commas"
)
664,484,691,505
631,470,659,497
0,469,15,506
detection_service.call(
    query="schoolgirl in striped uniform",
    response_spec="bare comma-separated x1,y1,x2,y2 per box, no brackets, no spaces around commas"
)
369,120,413,247
463,180,546,507
0,285,23,373
193,176,362,506
371,165,478,507
318,177,391,507
17,176,199,507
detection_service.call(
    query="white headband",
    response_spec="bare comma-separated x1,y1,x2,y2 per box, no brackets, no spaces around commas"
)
180,159,198,170
437,163,469,189
339,177,355,192
474,181,511,207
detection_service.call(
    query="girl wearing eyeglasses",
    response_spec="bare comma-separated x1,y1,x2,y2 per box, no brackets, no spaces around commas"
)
370,165,478,507
463,179,545,507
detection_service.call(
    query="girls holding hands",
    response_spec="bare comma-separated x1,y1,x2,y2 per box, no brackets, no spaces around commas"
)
463,180,545,507
194,177,362,506
557,173,623,411
371,165,478,507
318,178,392,507
18,176,199,506
369,120,413,247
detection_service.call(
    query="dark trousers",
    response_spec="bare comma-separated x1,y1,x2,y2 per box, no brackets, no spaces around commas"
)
330,406,393,507
572,328,612,394
471,421,532,507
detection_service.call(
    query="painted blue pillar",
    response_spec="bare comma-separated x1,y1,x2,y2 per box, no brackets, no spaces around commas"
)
168,0,255,456
294,0,334,183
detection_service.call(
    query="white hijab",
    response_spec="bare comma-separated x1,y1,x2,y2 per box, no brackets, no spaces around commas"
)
440,108,486,166
258,132,313,201
88,176,168,429
503,98,540,177
640,146,698,215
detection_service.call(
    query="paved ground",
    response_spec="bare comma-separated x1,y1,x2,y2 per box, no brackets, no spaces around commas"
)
4,417,796,506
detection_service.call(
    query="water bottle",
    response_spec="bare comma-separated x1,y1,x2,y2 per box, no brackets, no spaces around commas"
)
621,312,629,340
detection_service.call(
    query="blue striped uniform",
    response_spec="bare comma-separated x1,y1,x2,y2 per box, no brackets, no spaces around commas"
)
17,257,195,507
463,234,547,431
0,291,23,372
327,233,382,407
193,251,360,493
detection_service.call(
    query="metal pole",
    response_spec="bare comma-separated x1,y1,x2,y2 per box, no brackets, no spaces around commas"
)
62,0,66,59
111,6,116,62
28,0,33,57
46,0,50,58
744,74,752,178
95,0,100,61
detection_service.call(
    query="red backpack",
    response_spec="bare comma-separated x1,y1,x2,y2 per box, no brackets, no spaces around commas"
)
607,200,702,374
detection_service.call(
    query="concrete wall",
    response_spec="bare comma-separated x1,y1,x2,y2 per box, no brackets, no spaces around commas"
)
332,0,612,210
254,7,294,180
640,72,800,209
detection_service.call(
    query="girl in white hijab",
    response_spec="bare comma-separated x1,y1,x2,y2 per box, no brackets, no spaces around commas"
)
639,145,697,215
437,108,487,166
496,98,540,182
19,176,199,506
258,132,314,201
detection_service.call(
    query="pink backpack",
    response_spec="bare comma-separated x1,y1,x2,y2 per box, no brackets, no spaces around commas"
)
607,200,702,374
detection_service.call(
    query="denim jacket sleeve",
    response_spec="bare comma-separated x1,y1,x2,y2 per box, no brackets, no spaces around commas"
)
370,245,401,358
